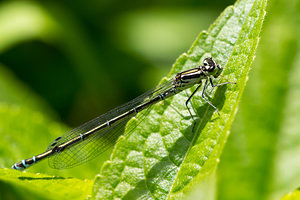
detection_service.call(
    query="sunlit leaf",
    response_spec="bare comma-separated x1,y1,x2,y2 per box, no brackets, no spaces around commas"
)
93,0,267,199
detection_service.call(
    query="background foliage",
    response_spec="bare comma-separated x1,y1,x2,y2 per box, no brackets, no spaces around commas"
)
0,0,299,199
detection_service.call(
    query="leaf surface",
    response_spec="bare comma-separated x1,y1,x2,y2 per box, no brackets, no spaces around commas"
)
93,0,268,199
0,169,93,200
281,188,300,200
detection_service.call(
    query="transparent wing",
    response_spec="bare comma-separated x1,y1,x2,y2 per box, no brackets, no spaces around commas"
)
49,113,130,169
47,79,174,169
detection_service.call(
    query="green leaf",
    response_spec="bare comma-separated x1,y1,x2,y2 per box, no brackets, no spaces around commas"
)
0,168,93,200
217,0,300,199
93,0,268,199
281,188,300,200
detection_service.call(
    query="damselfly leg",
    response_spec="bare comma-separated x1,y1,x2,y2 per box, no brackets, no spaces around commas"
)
185,76,236,120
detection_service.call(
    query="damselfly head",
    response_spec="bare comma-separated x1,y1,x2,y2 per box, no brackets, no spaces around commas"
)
202,57,223,78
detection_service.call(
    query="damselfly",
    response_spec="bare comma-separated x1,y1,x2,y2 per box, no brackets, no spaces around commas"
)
12,57,234,170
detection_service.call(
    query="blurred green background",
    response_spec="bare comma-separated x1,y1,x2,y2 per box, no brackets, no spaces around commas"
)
0,0,233,126
0,0,299,199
